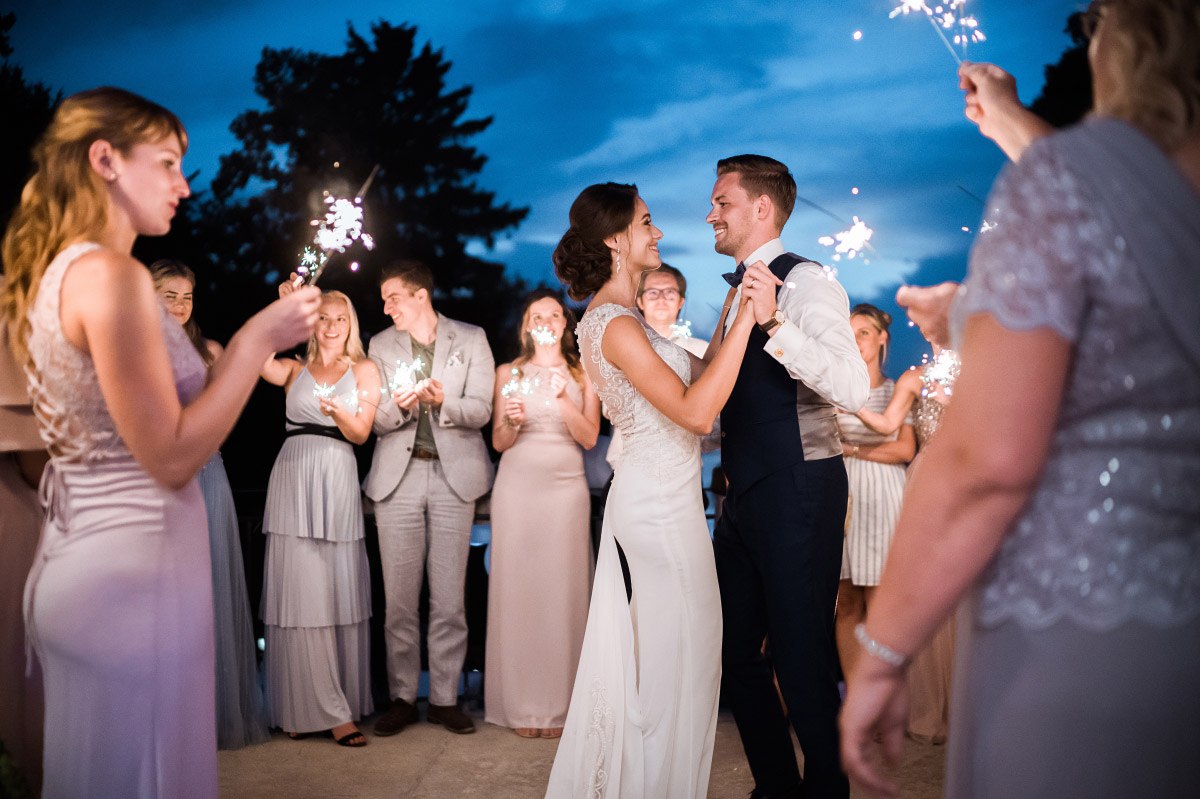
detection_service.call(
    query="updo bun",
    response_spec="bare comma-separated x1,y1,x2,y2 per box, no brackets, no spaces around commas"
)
553,182,639,301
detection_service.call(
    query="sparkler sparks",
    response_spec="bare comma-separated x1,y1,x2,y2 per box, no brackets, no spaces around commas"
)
669,320,694,341
384,356,426,395
313,382,362,415
500,367,540,398
294,164,381,287
818,216,874,262
530,326,558,346
888,0,985,65
920,349,961,397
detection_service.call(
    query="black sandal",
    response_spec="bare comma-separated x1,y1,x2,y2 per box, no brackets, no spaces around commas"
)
335,729,367,747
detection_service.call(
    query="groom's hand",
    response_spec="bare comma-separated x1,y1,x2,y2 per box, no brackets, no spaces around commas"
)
741,261,781,325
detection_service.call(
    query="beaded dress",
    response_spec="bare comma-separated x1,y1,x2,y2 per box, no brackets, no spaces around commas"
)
943,119,1200,798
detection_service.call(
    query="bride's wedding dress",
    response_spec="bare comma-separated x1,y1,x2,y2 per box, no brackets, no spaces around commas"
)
545,304,720,798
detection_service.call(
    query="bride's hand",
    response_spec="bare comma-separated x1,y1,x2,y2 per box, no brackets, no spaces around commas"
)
731,292,756,332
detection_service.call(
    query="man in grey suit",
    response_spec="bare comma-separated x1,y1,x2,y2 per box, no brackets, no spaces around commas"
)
365,259,495,736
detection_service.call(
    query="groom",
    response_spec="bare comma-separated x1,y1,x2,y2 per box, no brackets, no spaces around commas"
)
709,154,868,798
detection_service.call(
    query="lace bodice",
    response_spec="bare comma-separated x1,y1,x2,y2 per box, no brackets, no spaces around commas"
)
504,361,584,436
25,242,207,462
952,130,1200,631
576,304,699,472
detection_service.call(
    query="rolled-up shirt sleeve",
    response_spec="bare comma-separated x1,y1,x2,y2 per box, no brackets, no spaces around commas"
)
765,265,870,412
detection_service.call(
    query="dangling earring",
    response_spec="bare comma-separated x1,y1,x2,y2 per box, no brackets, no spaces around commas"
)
614,248,622,275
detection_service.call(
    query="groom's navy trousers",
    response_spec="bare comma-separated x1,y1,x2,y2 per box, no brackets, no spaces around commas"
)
716,253,851,798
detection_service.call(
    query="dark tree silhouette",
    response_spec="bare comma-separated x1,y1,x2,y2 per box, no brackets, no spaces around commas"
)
136,21,531,491
0,12,59,231
1029,11,1092,128
196,20,528,341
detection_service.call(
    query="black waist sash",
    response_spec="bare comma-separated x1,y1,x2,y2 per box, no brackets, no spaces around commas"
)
283,416,350,444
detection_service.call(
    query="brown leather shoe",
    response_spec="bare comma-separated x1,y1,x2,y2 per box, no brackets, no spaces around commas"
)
426,702,476,734
373,698,418,737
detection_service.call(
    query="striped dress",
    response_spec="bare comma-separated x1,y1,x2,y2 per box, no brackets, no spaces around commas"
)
838,379,910,586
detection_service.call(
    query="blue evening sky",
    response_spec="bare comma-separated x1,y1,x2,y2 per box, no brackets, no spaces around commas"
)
10,0,1084,374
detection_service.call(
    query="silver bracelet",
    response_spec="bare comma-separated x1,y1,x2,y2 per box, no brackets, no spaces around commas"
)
854,623,909,668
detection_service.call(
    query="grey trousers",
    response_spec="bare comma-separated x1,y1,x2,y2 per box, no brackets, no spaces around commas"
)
373,459,475,707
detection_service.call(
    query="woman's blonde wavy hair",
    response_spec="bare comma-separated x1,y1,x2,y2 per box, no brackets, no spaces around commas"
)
0,87,187,361
1095,0,1200,149
306,290,366,364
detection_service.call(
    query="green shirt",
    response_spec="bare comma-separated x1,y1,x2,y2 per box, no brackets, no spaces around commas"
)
411,337,437,454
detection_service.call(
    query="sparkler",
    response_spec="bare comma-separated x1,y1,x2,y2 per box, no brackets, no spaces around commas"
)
669,320,693,340
530,325,558,346
818,216,874,263
313,382,362,415
889,0,985,65
500,367,540,398
294,163,381,287
920,349,961,397
384,356,426,395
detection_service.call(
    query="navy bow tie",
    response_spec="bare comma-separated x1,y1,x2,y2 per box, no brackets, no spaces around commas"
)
722,262,746,287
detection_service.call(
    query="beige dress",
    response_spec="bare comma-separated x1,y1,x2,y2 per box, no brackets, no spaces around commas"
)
485,362,592,729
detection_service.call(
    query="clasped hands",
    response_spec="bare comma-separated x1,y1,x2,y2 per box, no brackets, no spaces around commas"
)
735,261,783,326
391,378,443,411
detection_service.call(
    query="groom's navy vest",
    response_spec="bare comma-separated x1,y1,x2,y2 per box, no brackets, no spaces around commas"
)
720,253,842,494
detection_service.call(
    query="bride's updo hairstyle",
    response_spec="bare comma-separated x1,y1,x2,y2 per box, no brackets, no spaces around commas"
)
553,182,639,301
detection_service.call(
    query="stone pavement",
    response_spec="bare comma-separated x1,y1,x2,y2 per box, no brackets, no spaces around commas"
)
218,707,945,798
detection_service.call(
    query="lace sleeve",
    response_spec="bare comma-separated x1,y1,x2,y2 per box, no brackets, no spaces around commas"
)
959,137,1101,344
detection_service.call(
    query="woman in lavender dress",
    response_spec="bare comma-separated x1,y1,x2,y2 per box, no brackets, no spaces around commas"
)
0,87,318,799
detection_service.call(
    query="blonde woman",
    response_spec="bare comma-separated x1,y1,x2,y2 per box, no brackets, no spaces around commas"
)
259,287,381,746
485,289,600,739
150,259,270,750
0,87,318,799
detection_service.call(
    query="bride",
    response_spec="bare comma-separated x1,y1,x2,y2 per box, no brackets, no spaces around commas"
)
545,183,761,797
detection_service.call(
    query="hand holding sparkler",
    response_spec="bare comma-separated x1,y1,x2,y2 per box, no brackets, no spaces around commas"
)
413,378,444,409
504,394,527,426
958,62,1054,163
549,368,569,399
896,282,960,349
247,285,322,355
391,387,420,412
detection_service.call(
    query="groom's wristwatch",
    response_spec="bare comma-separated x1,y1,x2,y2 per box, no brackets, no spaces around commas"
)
758,309,786,334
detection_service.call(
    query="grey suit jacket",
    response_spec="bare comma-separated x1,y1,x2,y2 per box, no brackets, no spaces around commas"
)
363,313,496,503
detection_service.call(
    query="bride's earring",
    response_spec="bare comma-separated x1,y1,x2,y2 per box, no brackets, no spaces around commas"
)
614,248,622,276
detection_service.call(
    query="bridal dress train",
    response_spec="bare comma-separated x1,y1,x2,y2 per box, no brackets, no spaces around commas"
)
545,304,720,799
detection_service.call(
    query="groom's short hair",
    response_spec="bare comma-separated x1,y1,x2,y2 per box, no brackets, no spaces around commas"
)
716,154,796,230
380,259,434,296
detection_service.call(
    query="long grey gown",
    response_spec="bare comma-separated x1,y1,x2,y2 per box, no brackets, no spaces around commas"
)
261,365,373,733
